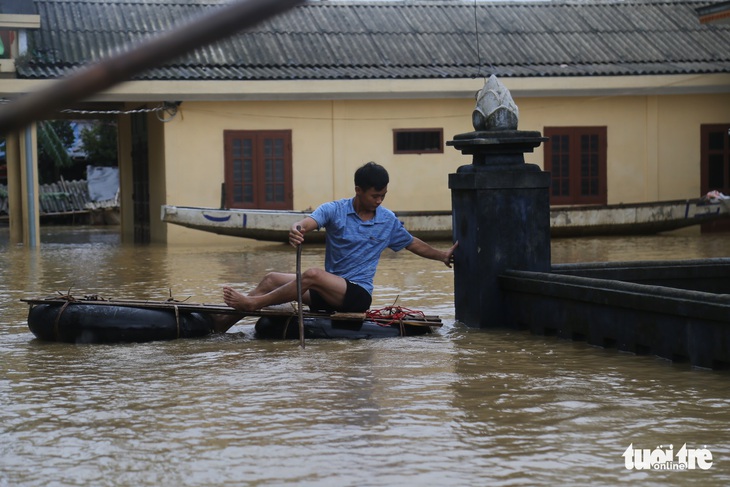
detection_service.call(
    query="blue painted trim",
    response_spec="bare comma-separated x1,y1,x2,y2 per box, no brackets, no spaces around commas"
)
202,213,231,223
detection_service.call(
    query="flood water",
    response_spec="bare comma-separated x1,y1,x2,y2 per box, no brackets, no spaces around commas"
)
2,226,729,486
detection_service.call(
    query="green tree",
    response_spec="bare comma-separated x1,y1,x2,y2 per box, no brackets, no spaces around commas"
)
81,121,118,165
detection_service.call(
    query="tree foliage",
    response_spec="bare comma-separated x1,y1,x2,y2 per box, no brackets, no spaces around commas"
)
38,120,74,167
11,119,119,184
37,120,75,183
81,121,118,165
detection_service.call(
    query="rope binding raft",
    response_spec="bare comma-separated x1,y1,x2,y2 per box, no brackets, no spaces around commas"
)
366,306,427,326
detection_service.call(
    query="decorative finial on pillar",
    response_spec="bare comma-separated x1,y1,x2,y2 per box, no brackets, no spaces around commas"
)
448,74,544,169
472,75,519,131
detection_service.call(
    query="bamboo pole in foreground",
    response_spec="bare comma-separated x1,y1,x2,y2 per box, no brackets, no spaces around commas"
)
0,0,306,136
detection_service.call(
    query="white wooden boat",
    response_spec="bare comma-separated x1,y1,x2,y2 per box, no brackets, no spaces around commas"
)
549,198,730,237
161,198,729,242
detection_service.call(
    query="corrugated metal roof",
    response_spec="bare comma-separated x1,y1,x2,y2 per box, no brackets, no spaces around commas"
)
17,0,730,81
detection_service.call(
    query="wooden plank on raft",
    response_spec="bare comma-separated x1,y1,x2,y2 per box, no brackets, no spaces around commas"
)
329,311,442,327
20,298,443,327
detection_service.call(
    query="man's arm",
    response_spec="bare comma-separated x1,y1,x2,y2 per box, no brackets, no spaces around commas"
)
406,238,458,268
289,216,319,247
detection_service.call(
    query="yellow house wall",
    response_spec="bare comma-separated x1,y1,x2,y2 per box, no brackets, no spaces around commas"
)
520,95,655,204
117,106,169,244
329,98,473,207
161,101,337,244
160,98,475,244
655,94,730,198
5,131,24,244
519,92,730,204
149,113,167,243
153,92,730,245
117,113,134,244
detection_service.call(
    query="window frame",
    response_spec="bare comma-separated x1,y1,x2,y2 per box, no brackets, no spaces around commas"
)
701,124,730,193
543,126,607,205
223,130,293,210
392,128,444,154
700,123,730,232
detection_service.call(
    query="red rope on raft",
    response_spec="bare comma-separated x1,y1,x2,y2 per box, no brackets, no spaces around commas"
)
365,306,427,327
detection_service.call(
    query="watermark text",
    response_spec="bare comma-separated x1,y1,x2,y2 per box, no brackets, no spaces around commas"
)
623,443,713,471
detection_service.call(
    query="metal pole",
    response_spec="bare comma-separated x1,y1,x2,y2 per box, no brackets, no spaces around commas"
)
0,0,306,135
24,125,38,248
296,226,305,349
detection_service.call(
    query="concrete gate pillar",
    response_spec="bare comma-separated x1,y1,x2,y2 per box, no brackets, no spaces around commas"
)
448,76,550,328
5,126,40,247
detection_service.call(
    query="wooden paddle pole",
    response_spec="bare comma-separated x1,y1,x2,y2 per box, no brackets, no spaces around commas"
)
296,225,305,348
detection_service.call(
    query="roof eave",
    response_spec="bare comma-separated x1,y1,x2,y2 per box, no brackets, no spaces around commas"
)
4,74,728,104
697,1,730,25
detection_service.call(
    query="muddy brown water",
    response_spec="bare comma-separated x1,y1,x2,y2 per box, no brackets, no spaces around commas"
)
2,226,729,486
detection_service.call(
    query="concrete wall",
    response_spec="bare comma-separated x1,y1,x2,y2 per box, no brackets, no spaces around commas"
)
501,260,730,369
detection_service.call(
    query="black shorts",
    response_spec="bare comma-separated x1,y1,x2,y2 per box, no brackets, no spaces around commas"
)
308,280,372,313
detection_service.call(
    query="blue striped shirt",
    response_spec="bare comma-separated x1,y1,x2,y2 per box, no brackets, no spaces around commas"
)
310,198,414,295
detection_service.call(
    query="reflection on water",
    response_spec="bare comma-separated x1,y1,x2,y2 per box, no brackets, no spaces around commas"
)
1,226,729,486
551,232,730,263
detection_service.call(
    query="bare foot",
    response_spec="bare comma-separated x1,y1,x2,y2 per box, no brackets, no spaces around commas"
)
223,286,259,312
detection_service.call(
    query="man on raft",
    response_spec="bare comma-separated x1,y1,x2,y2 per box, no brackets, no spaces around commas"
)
213,162,457,333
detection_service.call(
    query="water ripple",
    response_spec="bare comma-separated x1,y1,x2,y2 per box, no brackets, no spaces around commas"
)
2,228,730,486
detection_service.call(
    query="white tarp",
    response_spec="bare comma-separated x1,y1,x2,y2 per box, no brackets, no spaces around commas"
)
87,165,119,202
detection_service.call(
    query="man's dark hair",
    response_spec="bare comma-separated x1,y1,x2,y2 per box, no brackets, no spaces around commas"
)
354,162,389,191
